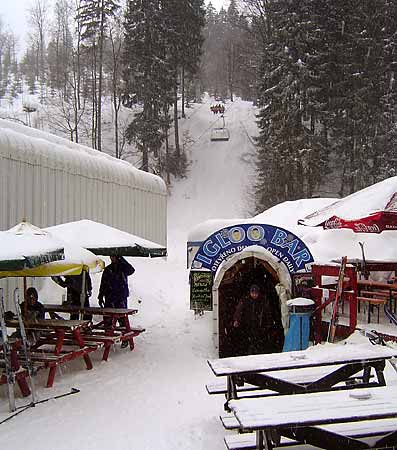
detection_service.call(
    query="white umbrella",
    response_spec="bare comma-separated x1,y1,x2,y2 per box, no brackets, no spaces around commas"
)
46,219,167,257
0,221,65,272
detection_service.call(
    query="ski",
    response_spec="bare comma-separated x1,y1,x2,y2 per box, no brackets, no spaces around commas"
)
0,388,80,426
384,304,397,327
327,256,347,343
358,242,369,280
13,288,36,403
0,288,16,412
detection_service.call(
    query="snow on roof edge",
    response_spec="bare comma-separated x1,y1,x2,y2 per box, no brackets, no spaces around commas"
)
0,119,167,195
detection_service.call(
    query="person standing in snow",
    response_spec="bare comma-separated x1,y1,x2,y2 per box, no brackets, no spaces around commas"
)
98,256,135,347
98,256,135,309
52,272,92,320
232,284,284,356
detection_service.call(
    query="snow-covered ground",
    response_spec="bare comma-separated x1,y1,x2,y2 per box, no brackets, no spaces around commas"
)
1,97,397,449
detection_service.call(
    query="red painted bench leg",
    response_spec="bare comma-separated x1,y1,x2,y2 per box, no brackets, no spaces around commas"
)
16,374,31,397
47,329,65,387
73,329,93,370
47,363,57,388
102,343,111,361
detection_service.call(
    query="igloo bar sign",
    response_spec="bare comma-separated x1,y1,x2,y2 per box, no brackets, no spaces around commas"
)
191,224,314,274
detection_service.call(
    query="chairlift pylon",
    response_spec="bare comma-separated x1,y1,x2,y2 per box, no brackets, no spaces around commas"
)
210,115,230,142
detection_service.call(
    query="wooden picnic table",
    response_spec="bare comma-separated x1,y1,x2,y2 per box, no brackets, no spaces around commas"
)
43,304,144,361
6,318,95,387
207,343,397,409
0,338,31,397
357,279,397,322
228,385,397,450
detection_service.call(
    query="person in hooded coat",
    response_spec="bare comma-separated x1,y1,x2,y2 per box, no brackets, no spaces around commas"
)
232,284,284,356
98,256,135,309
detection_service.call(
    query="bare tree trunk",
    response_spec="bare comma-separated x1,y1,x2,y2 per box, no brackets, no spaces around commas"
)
165,130,170,185
173,79,180,164
97,0,105,152
181,66,185,118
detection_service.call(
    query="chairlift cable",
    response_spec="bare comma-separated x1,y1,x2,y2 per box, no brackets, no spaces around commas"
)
238,120,256,149
184,100,238,151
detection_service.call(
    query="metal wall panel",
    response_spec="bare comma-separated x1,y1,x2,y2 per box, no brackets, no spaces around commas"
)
0,120,167,246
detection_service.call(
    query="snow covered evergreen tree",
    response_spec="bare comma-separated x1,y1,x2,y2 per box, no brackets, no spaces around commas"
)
254,0,397,211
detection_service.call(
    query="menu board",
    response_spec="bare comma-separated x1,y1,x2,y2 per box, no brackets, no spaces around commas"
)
190,270,213,311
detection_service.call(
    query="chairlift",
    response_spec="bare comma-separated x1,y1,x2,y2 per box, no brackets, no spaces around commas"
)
210,115,230,142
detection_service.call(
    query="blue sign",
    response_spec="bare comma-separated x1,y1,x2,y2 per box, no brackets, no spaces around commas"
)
191,224,313,274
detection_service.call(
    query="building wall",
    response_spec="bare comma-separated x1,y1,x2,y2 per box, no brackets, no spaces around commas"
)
0,119,167,309
0,119,167,245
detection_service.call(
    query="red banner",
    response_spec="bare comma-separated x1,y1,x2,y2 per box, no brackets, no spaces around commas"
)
322,212,397,233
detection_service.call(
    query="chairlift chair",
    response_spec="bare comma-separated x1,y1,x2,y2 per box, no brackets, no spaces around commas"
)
210,115,230,142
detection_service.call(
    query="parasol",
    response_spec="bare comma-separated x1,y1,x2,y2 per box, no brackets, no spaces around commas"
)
298,176,397,234
46,219,167,257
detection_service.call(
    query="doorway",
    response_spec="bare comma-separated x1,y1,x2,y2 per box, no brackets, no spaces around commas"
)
217,256,283,358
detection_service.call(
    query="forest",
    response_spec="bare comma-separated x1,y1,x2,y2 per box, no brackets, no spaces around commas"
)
0,0,396,212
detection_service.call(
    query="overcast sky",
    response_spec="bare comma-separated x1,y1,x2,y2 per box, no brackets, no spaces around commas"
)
0,0,230,54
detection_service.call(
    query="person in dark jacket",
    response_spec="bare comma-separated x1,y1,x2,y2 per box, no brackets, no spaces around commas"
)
7,287,45,345
52,272,92,320
98,256,135,347
20,287,45,321
98,256,135,309
232,284,284,356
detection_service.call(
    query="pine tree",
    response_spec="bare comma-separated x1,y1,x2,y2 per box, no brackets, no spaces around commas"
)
123,0,172,172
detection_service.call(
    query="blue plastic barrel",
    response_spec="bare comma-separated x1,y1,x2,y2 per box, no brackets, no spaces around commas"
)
283,298,315,352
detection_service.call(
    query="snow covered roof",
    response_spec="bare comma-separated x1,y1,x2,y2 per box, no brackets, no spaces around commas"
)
188,197,397,265
300,176,397,226
0,119,166,195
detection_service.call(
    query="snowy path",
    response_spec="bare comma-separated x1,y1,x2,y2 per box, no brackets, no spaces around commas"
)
1,98,258,449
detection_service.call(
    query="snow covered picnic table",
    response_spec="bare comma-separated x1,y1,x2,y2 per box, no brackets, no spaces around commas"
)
228,385,397,450
207,343,397,409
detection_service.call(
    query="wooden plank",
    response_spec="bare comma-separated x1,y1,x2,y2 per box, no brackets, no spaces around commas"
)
224,418,397,450
208,344,397,377
224,433,297,449
229,386,397,431
43,304,138,315
357,296,387,305
6,319,90,329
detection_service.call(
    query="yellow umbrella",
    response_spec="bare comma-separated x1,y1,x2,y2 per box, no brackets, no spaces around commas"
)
0,242,104,278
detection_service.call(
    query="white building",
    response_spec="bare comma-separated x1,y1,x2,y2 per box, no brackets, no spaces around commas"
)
0,119,167,246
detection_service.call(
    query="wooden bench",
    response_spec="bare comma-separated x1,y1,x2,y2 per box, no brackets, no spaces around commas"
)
357,296,387,323
228,386,397,450
80,326,145,361
224,419,397,450
225,432,297,450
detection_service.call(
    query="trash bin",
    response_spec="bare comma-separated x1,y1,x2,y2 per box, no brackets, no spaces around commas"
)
283,297,315,352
